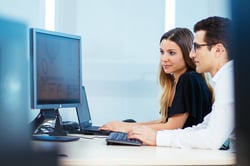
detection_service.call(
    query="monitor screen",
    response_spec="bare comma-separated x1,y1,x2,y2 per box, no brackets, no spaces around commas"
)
30,28,82,109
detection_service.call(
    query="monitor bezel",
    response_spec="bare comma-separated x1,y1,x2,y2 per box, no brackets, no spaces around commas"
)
30,28,82,110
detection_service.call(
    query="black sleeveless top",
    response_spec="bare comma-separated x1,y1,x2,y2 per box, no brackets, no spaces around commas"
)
167,70,212,128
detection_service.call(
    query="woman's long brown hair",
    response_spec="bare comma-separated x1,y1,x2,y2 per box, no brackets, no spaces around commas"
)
158,28,214,122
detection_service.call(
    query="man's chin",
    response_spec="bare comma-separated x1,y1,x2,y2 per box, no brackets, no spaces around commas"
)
195,67,203,73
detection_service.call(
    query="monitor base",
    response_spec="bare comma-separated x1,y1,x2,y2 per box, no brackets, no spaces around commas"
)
30,109,79,142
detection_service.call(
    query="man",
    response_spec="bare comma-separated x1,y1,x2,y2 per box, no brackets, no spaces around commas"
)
128,16,235,151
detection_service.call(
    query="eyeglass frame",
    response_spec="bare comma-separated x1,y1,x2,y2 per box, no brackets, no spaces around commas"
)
192,42,218,52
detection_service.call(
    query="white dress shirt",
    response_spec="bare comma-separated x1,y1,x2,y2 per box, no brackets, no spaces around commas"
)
156,61,235,151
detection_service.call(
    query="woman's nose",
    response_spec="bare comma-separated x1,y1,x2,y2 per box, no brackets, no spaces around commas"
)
161,54,169,62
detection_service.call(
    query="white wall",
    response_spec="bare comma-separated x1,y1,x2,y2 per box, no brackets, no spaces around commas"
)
56,0,165,124
0,0,231,125
0,0,45,28
175,0,230,30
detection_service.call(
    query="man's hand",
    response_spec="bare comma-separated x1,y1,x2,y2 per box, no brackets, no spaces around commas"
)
128,125,157,146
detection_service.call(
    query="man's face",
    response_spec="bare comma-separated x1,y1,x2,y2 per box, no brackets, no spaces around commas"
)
189,30,215,75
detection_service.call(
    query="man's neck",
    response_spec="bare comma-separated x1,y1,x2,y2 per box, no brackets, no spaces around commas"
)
210,58,229,77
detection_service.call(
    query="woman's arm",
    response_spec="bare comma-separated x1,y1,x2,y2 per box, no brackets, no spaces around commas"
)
99,119,161,132
145,112,189,130
99,112,188,132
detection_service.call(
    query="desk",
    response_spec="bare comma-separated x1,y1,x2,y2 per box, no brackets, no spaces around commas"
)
32,135,236,166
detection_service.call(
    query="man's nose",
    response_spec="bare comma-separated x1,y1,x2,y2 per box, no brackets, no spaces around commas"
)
189,49,196,59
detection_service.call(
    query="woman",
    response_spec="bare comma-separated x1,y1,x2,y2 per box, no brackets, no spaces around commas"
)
100,28,213,132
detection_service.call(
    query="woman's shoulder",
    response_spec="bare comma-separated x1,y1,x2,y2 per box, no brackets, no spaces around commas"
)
180,70,202,81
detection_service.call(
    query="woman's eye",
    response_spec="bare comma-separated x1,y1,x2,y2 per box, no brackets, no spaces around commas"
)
169,51,176,55
160,50,164,55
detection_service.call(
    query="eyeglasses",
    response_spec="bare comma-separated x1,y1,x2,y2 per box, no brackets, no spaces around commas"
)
193,42,218,52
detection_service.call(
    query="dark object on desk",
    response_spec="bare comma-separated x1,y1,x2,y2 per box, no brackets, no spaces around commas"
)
35,120,80,134
122,119,136,123
31,109,81,142
67,126,111,135
36,123,55,134
32,135,80,142
62,121,80,131
106,132,142,146
219,139,230,150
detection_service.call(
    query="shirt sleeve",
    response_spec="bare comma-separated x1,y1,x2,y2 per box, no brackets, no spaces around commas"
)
157,102,234,149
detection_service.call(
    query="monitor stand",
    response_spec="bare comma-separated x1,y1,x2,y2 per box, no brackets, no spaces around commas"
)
31,109,79,142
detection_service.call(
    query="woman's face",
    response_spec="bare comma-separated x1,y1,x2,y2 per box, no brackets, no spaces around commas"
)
160,39,187,80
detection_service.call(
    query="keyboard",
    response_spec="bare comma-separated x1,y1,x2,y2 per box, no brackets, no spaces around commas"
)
106,132,142,146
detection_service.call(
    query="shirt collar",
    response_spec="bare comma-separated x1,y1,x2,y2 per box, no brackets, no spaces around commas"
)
212,60,234,84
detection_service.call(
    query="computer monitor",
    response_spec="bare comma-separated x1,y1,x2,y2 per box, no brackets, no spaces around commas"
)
30,28,82,139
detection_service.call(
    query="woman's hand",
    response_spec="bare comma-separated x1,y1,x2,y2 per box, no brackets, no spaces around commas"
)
99,121,133,132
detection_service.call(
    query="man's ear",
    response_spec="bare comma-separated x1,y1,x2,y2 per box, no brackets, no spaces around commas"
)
214,43,226,57
215,43,226,53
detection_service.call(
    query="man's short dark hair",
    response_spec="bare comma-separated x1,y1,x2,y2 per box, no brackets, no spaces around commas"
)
194,16,232,60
